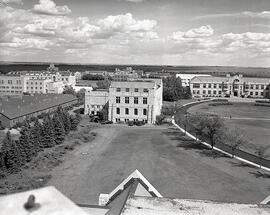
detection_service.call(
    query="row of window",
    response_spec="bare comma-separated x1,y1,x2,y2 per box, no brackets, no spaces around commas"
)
0,80,22,85
116,107,147,116
27,87,43,90
0,86,22,89
116,96,147,104
193,90,264,96
116,88,149,93
0,90,22,93
194,83,269,90
115,118,148,123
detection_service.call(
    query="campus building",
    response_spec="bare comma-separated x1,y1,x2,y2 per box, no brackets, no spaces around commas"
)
84,79,163,124
190,74,270,98
84,89,109,115
0,94,77,127
108,79,163,124
1,64,76,96
176,73,211,87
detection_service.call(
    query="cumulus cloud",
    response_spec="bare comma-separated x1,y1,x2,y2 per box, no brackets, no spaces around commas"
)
33,0,71,16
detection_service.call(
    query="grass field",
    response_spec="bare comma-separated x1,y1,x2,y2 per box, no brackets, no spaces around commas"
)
188,102,270,154
47,124,270,204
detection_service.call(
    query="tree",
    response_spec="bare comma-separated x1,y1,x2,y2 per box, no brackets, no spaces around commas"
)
19,126,35,163
203,115,224,149
224,128,246,157
41,116,55,148
76,88,85,104
52,114,65,145
70,114,81,130
256,146,270,168
0,132,21,172
31,119,43,151
62,110,72,133
163,76,191,101
63,85,76,95
188,114,206,142
96,78,111,89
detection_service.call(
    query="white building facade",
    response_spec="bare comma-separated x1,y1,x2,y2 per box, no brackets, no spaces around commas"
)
176,74,211,87
108,79,163,124
84,89,109,115
190,74,270,98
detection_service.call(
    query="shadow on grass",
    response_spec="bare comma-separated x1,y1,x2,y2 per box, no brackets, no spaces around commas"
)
198,149,231,159
177,142,209,150
228,161,257,169
249,171,270,179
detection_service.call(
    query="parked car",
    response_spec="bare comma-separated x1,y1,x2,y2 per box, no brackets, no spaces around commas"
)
101,120,113,124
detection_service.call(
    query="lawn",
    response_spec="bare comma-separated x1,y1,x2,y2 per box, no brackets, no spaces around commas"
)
47,125,270,204
188,102,270,154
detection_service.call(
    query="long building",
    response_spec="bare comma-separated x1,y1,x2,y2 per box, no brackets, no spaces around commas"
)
0,64,76,96
190,74,270,98
84,79,163,124
0,94,77,127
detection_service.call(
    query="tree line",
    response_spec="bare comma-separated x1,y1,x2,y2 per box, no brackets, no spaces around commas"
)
0,106,81,174
163,76,191,101
176,113,270,164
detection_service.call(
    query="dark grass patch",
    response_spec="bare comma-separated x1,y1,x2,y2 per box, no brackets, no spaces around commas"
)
228,161,257,169
199,149,231,159
249,171,270,179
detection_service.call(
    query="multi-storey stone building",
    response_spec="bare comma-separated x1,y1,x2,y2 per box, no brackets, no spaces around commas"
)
190,74,270,98
108,79,163,124
84,79,163,124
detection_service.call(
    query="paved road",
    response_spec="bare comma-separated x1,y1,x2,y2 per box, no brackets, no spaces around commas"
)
48,125,270,205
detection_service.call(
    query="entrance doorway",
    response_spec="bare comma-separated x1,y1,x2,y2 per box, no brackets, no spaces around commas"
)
234,91,238,97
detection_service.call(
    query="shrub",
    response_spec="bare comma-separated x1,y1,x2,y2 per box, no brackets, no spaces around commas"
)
156,115,165,125
128,121,134,126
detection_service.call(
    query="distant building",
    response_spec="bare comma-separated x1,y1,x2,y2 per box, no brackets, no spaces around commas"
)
111,67,141,81
108,79,163,124
84,79,163,124
0,94,77,127
84,89,109,115
176,73,211,87
1,64,76,96
190,74,270,98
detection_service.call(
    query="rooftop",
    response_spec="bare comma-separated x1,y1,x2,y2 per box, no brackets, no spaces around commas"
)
0,94,77,119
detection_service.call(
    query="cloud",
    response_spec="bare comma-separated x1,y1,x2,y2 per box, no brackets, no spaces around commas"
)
0,0,22,4
33,0,71,16
193,11,270,20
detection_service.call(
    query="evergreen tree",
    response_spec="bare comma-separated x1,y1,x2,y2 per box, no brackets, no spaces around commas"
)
31,119,43,151
1,132,22,172
52,113,65,145
41,115,55,148
62,110,71,133
19,126,35,163
70,114,81,130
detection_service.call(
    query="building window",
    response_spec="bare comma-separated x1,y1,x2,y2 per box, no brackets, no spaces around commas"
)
250,92,253,95
126,88,130,92
261,92,264,96
116,118,120,122
125,119,129,123
213,84,217,88
116,108,120,114
261,85,265,90
193,83,200,88
134,108,138,115
208,90,211,94
143,97,147,104
134,88,139,92
218,84,222,88
250,85,254,89
255,92,258,96
256,85,259,90
116,96,120,103
219,91,222,95
203,84,206,88
245,84,249,89
125,108,129,115
203,90,206,94
208,84,211,88
125,97,129,104
134,97,138,104
193,90,196,94
143,109,147,115
116,88,121,92
213,90,216,94
143,88,149,93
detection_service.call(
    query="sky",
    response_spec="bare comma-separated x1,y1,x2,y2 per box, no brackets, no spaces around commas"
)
0,0,270,67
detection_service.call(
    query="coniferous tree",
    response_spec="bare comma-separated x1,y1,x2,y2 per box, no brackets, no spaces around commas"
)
19,126,34,163
70,114,80,130
41,116,55,148
31,119,43,151
52,113,65,145
62,110,71,134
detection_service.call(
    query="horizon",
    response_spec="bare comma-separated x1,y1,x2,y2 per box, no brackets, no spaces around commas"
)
0,0,270,67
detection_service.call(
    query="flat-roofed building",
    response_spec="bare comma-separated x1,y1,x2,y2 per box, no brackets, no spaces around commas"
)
84,89,109,115
0,94,77,127
0,75,26,96
176,73,211,87
190,74,270,98
108,79,163,124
